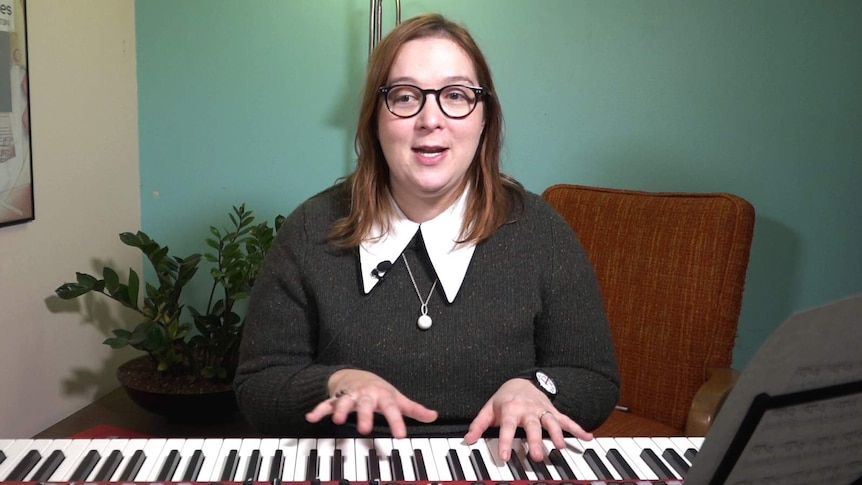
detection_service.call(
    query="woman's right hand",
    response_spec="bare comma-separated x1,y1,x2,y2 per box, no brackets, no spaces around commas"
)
305,369,439,438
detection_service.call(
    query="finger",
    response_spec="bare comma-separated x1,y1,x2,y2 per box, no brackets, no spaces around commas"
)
353,394,377,434
305,399,335,423
556,413,593,441
379,400,408,439
397,395,439,424
496,413,520,462
330,394,357,425
524,413,546,462
464,405,495,445
540,412,567,450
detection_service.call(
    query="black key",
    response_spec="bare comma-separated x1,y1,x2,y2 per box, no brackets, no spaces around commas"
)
446,449,466,480
662,448,690,477
5,449,42,481
390,449,404,480
269,449,284,481
331,449,343,481
69,449,101,481
684,448,698,463
469,449,491,480
221,449,239,481
606,448,638,480
156,449,181,481
94,449,123,481
506,449,529,480
31,449,65,482
582,449,613,480
305,449,318,481
182,449,204,481
527,453,552,480
412,448,428,481
641,448,674,479
244,449,262,481
119,449,146,481
548,448,576,480
0,450,6,466
367,449,380,481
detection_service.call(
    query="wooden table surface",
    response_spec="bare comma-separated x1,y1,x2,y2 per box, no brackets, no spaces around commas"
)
35,387,261,439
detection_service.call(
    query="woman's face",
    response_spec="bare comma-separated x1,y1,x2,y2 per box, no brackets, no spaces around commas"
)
377,37,485,221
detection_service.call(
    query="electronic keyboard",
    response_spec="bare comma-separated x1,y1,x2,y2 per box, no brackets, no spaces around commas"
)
0,436,703,484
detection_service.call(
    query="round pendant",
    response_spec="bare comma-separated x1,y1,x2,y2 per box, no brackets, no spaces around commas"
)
417,314,433,330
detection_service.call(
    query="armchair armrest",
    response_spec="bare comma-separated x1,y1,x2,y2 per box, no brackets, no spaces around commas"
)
685,366,741,436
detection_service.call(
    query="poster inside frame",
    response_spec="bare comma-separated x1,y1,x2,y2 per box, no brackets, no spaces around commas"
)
0,0,32,228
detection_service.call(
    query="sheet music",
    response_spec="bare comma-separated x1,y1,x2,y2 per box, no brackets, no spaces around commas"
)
686,293,862,485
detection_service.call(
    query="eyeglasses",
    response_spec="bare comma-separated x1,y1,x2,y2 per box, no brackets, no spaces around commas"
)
379,84,485,119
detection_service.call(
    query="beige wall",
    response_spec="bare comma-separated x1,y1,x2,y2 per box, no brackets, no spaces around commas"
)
0,0,140,437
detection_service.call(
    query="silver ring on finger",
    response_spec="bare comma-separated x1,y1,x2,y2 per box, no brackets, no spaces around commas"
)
538,410,551,422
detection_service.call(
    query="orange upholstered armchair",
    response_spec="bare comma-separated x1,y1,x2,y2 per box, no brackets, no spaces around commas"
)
542,184,755,437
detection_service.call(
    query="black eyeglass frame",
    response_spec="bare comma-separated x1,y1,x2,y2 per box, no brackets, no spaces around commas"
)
378,84,486,119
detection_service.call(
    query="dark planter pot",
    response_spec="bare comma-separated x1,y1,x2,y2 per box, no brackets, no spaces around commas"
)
116,355,240,423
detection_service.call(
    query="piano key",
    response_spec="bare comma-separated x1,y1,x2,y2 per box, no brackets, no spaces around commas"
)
352,438,373,482
335,438,356,482
293,438,317,481
556,438,597,480
175,438,206,481
470,438,511,481
116,440,150,481
258,439,283,482
366,448,380,481
236,438,262,482
608,437,660,480
332,448,343,480
29,439,77,482
212,438,242,481
547,447,575,480
315,438,336,482
427,438,454,481
145,438,184,482
29,449,66,482
684,436,704,463
371,438,393,481
127,438,167,481
566,437,619,480
69,449,102,481
506,439,537,481
390,448,404,480
446,448,466,480
528,440,562,481
0,439,40,480
89,439,128,482
182,449,204,481
6,449,43,481
633,437,682,480
194,438,228,482
446,437,476,481
410,438,436,481
391,437,416,481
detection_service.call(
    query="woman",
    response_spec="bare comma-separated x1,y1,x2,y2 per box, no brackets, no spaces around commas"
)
234,13,619,462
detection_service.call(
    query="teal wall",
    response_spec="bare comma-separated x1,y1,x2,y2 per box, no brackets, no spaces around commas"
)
135,0,862,369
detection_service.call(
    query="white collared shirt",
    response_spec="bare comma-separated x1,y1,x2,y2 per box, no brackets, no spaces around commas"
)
359,188,476,303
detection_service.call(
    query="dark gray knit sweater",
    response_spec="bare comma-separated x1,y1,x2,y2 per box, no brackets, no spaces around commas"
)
234,184,620,437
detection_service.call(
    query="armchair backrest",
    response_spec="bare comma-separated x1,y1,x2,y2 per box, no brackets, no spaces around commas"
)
542,184,755,431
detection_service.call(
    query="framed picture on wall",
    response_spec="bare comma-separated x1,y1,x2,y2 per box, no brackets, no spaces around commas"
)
0,0,31,228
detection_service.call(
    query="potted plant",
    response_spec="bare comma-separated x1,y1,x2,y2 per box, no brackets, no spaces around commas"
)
55,204,282,421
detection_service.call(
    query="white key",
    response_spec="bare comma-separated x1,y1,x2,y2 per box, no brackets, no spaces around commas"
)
235,438,262,482
256,438,279,481
511,438,539,481
194,438,227,481
50,439,101,482
353,438,373,481
172,438,205,481
293,438,317,481
61,439,109,481
267,438,299,481
335,438,356,481
127,438,168,481
470,438,510,480
446,437,476,481
391,437,416,481
109,438,149,481
0,439,37,479
141,438,185,482
209,437,242,481
569,437,622,480
372,438,393,481
558,437,598,480
427,438,454,481
634,437,684,480
410,438,439,480
609,437,659,480
670,436,702,465
316,438,336,481
23,439,72,482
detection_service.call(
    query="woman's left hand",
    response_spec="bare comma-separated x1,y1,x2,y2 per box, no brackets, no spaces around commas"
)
463,378,593,462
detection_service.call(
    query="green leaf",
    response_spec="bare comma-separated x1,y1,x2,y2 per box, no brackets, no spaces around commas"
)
55,282,91,299
127,269,140,308
103,267,120,293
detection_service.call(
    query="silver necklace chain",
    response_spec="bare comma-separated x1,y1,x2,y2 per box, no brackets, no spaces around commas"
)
402,253,438,330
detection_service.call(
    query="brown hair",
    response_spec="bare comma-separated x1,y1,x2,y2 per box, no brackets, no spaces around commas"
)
329,13,523,247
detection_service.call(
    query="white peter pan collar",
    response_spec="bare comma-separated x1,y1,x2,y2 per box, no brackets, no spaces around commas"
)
359,188,476,303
